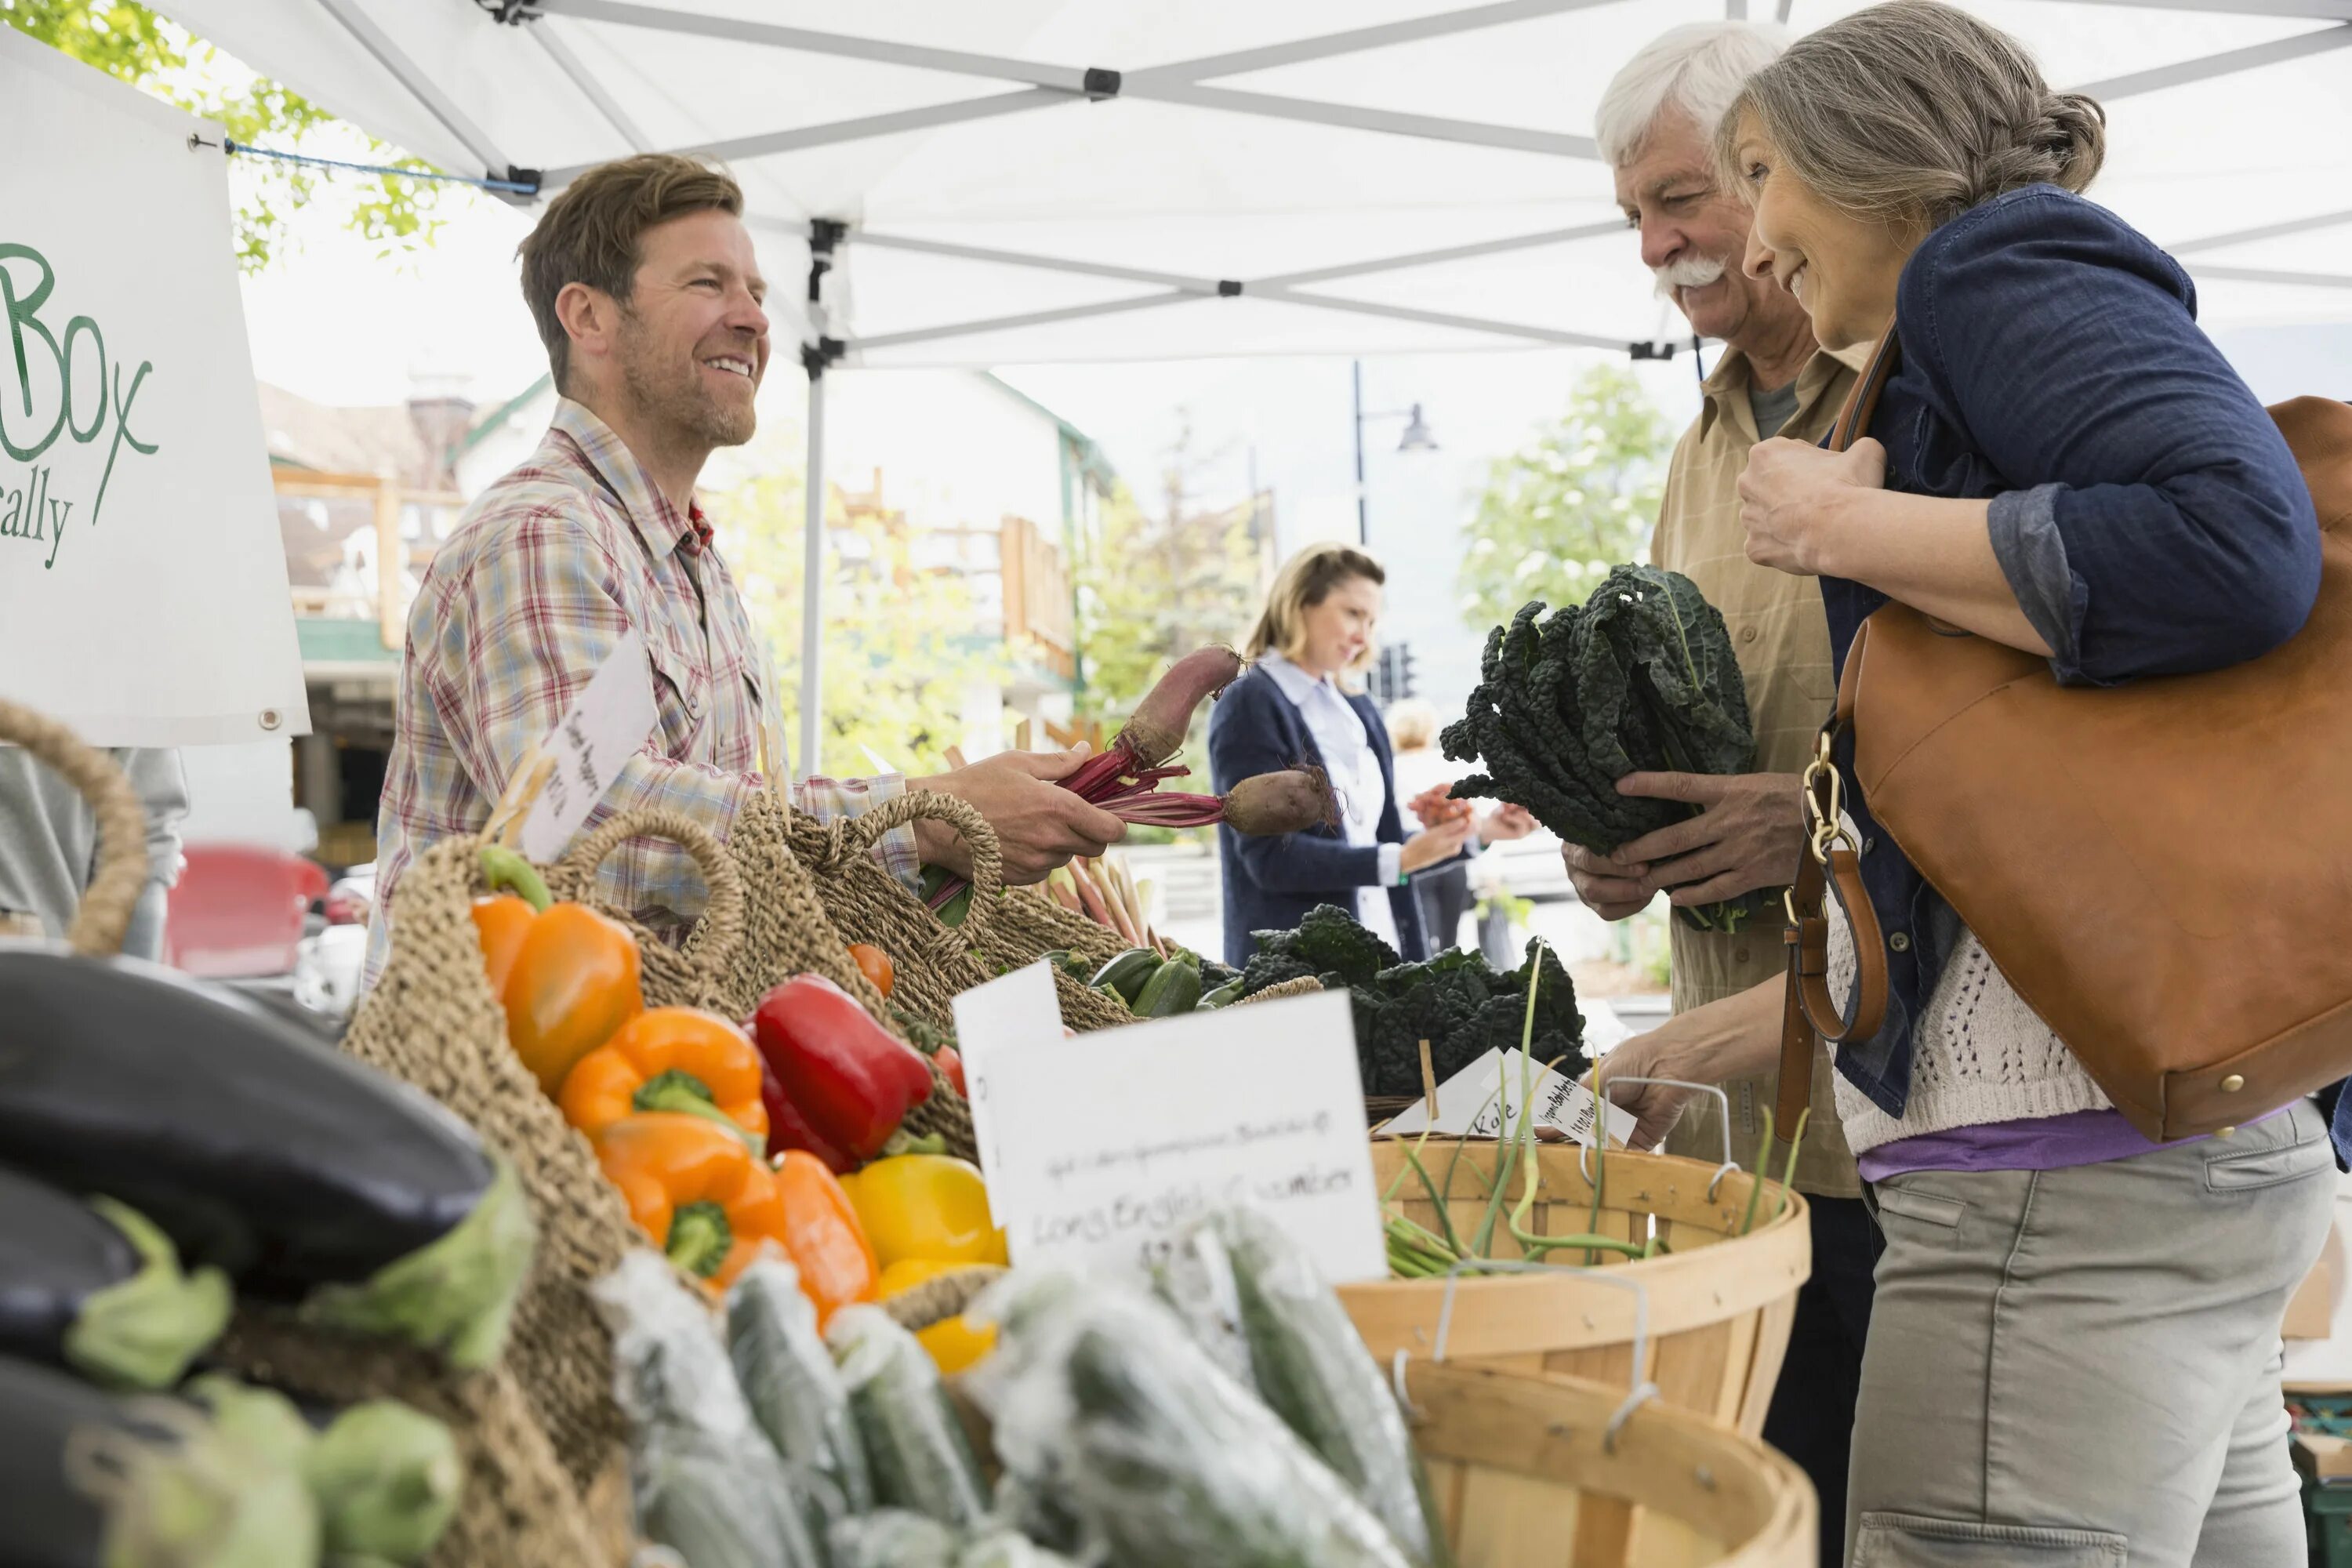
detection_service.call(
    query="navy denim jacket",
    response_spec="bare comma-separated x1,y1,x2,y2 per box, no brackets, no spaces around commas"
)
1824,184,2321,1120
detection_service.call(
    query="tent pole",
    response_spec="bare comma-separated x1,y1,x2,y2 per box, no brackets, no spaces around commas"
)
797,220,845,785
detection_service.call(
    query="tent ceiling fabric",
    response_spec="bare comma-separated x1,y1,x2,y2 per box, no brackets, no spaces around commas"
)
154,0,2352,366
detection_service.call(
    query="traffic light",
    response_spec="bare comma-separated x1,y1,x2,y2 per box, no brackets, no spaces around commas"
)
1370,642,1418,705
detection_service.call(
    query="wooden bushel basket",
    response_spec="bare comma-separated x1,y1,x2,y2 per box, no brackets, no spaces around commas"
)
1345,1140,1811,1436
1410,1360,1816,1566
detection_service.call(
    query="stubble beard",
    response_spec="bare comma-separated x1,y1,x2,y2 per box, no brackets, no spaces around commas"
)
616,309,757,450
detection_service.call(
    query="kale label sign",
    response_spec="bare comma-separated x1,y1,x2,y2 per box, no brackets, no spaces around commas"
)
0,28,307,744
2,243,158,570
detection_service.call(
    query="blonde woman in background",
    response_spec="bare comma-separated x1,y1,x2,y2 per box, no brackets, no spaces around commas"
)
1385,698,1534,956
1207,544,1475,967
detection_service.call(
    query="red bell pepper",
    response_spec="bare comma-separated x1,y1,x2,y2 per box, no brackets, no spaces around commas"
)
750,975,934,1163
757,1056,855,1174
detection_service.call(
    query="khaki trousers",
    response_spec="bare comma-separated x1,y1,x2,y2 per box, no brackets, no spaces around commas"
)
1849,1099,2335,1566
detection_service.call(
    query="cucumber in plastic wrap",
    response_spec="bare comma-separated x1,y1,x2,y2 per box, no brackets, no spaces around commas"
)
828,1508,960,1568
956,1531,1082,1568
828,1305,991,1530
1187,1208,1451,1567
967,1273,1417,1568
593,1250,826,1568
727,1256,873,1521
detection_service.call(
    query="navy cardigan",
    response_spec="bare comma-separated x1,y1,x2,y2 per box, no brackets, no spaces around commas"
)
1827,185,2321,1120
1206,666,1428,969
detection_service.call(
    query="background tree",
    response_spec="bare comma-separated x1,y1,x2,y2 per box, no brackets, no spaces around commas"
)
1076,418,1269,737
5,0,445,270
714,442,1008,780
1457,365,1673,631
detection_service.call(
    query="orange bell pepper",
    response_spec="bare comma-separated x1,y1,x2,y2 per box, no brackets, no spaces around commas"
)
848,943,895,998
477,847,644,1093
593,1116,878,1312
470,893,535,996
560,1007,770,1154
770,1149,882,1326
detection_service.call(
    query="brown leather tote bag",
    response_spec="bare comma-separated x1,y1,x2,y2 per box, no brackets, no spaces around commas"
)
1776,330,2352,1142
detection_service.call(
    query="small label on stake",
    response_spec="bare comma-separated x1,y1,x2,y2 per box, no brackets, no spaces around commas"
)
1378,1047,1638,1149
515,630,659,862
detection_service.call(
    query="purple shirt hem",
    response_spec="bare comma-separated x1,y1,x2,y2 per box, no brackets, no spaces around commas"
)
1857,1105,2292,1184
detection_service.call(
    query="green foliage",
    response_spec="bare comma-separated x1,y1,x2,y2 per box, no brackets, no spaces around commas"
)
1457,365,1673,633
1239,906,1587,1097
1074,426,1265,745
714,445,1009,779
4,0,446,271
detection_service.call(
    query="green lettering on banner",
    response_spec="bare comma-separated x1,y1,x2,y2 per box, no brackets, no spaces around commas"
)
0,241,162,570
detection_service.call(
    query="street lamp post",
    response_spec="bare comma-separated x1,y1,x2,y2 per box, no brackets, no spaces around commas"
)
1350,358,1437,548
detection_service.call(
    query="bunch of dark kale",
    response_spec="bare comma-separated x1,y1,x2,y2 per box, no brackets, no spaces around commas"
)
1443,565,1762,931
1238,905,1586,1098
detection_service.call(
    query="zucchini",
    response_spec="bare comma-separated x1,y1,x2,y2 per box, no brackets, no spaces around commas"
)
1131,959,1203,1018
1196,978,1246,1011
726,1258,873,1518
1197,1209,1450,1568
0,1167,229,1389
0,1354,318,1568
1088,949,1162,1005
0,949,532,1368
829,1305,990,1530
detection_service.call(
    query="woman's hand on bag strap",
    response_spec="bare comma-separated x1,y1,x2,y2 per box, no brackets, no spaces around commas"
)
908,746,1127,884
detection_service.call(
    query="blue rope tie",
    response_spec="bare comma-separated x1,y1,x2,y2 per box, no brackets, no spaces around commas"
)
217,137,539,196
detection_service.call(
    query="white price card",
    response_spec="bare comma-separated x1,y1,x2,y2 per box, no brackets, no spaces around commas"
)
953,970,1386,1283
1378,1047,1638,1149
510,631,660,863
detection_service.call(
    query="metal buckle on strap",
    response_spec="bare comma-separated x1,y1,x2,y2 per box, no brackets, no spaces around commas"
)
1801,729,1857,866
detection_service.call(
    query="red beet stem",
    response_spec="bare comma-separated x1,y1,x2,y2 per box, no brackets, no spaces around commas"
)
1107,793,1227,827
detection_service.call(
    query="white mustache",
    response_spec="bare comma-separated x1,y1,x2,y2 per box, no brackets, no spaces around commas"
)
1653,255,1728,299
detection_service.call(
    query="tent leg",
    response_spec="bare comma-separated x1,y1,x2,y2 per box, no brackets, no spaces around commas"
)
797,358,826,786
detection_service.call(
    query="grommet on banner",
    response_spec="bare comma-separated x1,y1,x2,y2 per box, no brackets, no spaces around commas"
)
259,710,282,731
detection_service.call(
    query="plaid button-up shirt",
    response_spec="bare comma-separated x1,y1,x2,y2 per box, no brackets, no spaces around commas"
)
367,399,916,985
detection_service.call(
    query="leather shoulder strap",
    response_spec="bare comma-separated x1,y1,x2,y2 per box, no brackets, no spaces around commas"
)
1827,328,1902,455
1773,321,1901,1142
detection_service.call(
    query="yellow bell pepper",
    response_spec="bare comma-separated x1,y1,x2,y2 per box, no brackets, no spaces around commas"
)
837,1155,1007,1269
877,1258,996,1375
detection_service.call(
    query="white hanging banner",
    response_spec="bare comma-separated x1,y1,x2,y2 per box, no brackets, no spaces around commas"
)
0,28,308,745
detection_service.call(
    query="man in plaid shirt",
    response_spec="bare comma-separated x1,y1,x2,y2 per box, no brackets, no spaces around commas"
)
368,155,1123,984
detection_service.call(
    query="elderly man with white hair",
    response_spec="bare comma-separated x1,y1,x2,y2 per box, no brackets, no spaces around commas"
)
1568,24,1872,1561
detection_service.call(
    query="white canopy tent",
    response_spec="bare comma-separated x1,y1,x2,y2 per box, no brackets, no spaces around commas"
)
148,0,2352,773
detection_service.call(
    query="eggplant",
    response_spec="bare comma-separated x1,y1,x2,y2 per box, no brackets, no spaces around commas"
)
0,1166,230,1388
0,1354,318,1568
0,947,533,1367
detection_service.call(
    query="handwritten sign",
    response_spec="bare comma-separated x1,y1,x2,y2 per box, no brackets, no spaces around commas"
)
0,27,307,743
516,631,659,862
953,969,1385,1283
1378,1047,1638,1149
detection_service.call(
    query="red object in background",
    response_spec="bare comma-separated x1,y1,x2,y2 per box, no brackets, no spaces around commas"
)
164,845,328,978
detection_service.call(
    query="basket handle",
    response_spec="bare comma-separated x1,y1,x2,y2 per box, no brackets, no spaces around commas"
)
549,807,746,981
1584,1076,1741,1201
1399,1258,1660,1453
0,699,150,957
808,789,1008,946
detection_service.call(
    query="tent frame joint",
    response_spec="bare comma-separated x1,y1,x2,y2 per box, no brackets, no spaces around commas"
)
1083,67,1122,99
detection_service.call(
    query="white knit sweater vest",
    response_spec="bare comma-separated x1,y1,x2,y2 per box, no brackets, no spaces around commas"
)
1824,884,2108,1156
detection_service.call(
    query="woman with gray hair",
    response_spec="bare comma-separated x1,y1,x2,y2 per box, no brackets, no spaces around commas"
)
1596,1,2330,1561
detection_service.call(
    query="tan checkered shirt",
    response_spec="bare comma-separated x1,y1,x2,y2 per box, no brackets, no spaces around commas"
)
1653,343,1866,1199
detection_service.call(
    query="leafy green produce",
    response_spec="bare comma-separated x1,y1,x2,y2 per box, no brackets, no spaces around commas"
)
1443,567,1764,931
1240,906,1585,1096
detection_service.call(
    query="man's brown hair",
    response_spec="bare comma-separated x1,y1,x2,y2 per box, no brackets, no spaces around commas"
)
517,154,745,394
